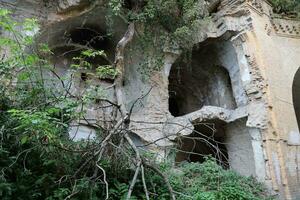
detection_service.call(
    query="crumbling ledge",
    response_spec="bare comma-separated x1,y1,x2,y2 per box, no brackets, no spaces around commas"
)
164,105,248,140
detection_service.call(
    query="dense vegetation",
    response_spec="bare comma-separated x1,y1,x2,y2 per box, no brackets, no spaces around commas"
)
271,0,300,17
0,1,275,199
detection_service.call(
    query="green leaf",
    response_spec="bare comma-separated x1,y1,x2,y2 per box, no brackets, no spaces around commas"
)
20,135,29,144
0,9,10,17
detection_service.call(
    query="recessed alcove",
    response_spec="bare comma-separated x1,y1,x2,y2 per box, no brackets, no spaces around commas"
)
175,120,229,168
175,118,257,176
49,24,115,84
171,39,257,176
168,40,237,117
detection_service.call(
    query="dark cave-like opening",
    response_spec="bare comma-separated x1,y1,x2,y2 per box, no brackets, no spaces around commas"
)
53,25,114,82
80,72,87,81
175,120,229,168
123,0,133,10
168,41,237,117
52,25,113,66
293,67,300,129
169,96,181,117
69,26,109,51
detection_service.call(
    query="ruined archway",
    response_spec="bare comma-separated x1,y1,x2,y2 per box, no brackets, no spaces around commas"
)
38,11,128,141
293,67,300,128
169,38,258,176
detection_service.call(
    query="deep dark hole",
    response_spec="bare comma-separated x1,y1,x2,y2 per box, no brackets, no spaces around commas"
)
67,27,112,76
86,55,110,66
169,96,180,117
69,27,109,50
123,0,147,10
168,45,237,117
124,0,133,9
175,122,229,169
80,73,87,81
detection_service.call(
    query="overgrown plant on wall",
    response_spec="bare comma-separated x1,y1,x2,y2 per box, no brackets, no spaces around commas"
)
104,0,213,76
0,2,275,200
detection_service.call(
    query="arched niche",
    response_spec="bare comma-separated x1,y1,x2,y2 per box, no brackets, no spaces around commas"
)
293,67,300,129
168,40,238,117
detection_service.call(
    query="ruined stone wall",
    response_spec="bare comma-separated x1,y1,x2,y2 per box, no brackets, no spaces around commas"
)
1,0,300,199
215,0,300,198
234,0,300,199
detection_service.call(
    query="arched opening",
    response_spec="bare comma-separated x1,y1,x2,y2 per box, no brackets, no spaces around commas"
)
168,40,237,117
171,39,257,176
49,24,115,84
293,67,300,128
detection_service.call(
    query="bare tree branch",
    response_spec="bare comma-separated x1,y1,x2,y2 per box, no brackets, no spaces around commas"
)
114,23,135,117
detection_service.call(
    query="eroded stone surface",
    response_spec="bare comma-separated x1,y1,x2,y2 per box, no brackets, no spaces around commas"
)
3,0,300,199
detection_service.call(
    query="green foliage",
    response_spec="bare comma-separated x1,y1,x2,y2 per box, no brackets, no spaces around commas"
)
71,49,118,79
127,0,208,52
108,0,124,16
271,0,300,17
96,65,119,79
105,0,210,77
162,158,272,200
71,49,108,69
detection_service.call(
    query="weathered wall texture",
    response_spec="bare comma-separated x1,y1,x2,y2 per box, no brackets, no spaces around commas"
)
231,0,300,199
1,0,300,199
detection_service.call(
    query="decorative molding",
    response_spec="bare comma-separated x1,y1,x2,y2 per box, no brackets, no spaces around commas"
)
271,18,300,38
219,0,300,38
246,0,264,14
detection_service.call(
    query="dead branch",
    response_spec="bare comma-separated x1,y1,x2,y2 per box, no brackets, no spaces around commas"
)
141,164,150,200
124,132,142,200
96,163,109,200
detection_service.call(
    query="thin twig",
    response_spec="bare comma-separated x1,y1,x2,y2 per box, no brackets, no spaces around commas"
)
96,163,109,200
141,165,150,200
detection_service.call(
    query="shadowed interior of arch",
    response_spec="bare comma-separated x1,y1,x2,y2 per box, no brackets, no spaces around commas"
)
168,40,237,117
293,67,300,128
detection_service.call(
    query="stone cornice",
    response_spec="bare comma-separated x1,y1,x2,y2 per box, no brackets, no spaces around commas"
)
271,18,300,38
219,0,300,38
